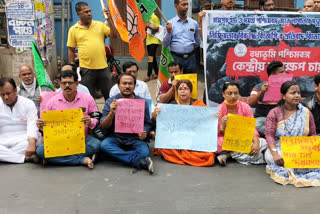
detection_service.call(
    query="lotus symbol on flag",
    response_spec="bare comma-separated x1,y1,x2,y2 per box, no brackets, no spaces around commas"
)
127,4,138,40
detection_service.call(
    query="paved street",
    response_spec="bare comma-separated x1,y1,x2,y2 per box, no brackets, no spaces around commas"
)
1,70,320,214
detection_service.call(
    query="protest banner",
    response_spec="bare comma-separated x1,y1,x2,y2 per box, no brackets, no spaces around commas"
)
42,109,85,158
222,114,256,154
174,73,198,100
203,11,320,106
115,99,145,133
155,104,218,152
281,136,320,168
263,74,293,102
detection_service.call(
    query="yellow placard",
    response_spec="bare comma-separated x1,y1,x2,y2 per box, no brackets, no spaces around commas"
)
174,74,197,100
42,109,85,158
281,136,320,168
222,114,256,154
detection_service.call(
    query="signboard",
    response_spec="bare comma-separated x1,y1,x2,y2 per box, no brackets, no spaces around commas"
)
115,99,145,134
43,109,86,158
155,104,218,152
281,136,320,168
5,0,34,47
203,11,320,106
222,114,256,154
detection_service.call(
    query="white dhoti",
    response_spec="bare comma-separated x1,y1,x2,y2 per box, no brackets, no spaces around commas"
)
0,132,28,163
0,96,40,164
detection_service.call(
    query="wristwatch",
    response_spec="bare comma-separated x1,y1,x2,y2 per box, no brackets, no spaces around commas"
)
271,148,278,152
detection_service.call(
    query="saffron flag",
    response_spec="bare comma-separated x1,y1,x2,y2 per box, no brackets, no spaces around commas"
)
156,45,174,102
106,0,129,43
126,0,146,62
135,0,158,23
31,41,55,91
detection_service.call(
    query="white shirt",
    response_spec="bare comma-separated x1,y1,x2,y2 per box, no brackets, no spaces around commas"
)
109,80,152,99
0,96,39,140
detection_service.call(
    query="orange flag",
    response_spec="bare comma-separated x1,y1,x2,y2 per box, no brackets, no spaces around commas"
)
126,0,146,62
106,0,129,43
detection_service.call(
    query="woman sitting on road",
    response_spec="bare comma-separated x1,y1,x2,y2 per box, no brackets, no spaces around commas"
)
265,81,320,187
216,81,268,166
152,80,215,167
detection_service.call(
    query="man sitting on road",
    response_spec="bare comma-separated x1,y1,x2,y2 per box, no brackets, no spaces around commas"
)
158,62,183,103
36,70,100,168
0,78,40,163
17,65,52,114
100,73,154,174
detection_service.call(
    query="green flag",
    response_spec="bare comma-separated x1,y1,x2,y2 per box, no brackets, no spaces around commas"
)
31,41,55,91
135,0,158,23
158,45,174,83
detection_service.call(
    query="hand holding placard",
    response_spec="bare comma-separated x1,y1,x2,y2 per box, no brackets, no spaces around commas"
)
222,114,256,154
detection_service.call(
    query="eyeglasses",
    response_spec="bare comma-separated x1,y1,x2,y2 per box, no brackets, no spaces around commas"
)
60,81,76,86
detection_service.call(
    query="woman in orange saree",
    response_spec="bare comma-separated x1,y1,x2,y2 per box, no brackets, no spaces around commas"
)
152,80,214,166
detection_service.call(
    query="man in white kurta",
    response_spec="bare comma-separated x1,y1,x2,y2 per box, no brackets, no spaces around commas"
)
0,78,39,163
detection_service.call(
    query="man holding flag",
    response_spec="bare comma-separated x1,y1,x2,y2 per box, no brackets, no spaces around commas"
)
67,2,117,100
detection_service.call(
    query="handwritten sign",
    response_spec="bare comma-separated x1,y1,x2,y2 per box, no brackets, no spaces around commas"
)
42,109,85,158
174,74,197,100
40,91,59,114
115,99,145,133
281,136,320,168
263,74,293,102
155,104,218,152
222,114,256,154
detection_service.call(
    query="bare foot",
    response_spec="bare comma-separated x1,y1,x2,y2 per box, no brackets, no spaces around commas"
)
83,157,94,169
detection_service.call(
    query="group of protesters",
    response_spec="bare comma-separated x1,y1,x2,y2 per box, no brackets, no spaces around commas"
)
1,0,320,188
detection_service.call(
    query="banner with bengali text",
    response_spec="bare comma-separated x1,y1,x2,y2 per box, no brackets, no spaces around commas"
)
203,11,320,106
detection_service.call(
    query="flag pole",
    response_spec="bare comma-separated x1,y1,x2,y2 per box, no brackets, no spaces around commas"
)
100,0,108,19
156,7,168,23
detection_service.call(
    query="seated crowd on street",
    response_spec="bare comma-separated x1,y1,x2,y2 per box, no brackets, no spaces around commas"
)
2,0,320,189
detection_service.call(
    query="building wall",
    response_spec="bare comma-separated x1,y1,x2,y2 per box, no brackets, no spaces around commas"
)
54,0,177,60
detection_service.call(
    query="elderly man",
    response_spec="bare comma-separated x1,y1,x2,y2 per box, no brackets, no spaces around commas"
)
67,2,117,100
259,0,274,11
158,62,183,103
304,0,315,11
100,73,153,174
109,61,151,99
36,70,100,168
18,65,52,113
163,0,200,74
0,78,40,163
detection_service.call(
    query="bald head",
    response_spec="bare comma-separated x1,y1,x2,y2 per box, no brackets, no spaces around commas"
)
19,65,35,85
304,0,315,11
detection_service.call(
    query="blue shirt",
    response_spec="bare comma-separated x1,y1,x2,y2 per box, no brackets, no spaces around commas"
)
101,94,152,141
163,15,201,54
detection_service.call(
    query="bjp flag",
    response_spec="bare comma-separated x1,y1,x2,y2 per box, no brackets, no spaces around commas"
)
126,0,146,62
106,0,129,43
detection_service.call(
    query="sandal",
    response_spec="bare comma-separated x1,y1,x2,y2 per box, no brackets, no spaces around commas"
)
151,74,158,80
144,76,150,82
217,154,227,166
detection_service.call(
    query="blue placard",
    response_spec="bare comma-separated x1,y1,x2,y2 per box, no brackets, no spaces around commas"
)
155,104,218,152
